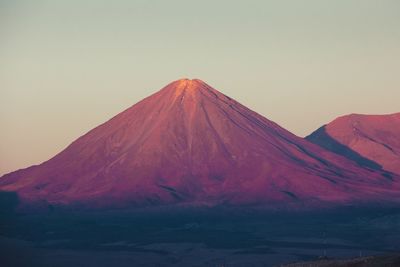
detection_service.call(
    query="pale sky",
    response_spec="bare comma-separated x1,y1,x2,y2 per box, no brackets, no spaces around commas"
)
1,0,399,176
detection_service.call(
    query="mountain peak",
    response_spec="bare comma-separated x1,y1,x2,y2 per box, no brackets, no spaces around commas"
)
172,78,205,89
164,78,210,100
1,79,399,210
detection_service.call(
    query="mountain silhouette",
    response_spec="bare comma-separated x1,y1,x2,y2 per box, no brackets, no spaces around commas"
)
1,79,399,210
307,113,400,175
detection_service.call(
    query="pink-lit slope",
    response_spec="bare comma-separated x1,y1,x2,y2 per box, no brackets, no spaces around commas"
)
1,79,399,209
311,113,400,175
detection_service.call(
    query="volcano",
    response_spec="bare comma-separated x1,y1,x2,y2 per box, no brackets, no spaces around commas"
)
1,79,399,210
307,113,400,175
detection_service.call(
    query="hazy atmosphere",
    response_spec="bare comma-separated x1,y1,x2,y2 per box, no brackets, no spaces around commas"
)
1,0,399,176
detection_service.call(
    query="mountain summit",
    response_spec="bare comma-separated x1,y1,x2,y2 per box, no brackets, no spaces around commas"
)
1,79,399,210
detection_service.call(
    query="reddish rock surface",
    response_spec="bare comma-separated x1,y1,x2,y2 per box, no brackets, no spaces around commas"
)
307,113,400,175
1,79,399,210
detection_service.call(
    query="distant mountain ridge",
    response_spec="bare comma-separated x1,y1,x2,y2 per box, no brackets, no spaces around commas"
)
307,113,400,175
1,79,399,210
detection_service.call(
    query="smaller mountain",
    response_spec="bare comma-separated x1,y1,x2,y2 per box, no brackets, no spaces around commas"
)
307,113,400,175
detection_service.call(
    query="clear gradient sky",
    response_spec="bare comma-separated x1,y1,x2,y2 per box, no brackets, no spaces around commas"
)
1,0,399,176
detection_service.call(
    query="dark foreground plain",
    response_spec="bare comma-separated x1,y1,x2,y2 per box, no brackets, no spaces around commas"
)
282,253,400,267
1,205,400,267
